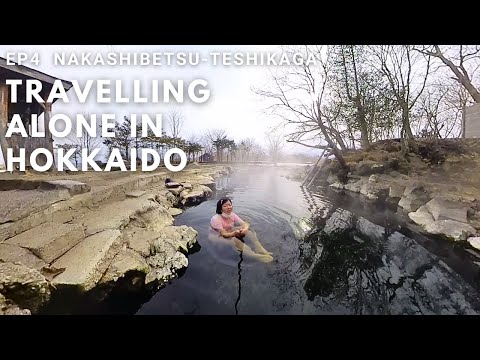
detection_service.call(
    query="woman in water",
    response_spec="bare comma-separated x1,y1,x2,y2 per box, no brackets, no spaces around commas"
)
210,197,273,263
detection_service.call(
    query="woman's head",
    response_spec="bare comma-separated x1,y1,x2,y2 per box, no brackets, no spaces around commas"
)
216,197,233,214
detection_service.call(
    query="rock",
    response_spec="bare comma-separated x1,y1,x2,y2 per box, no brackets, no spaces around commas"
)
130,205,174,232
409,205,435,228
389,171,409,180
344,179,365,193
42,180,91,195
167,225,198,252
126,190,146,198
356,160,376,176
0,262,50,313
323,209,354,235
127,230,160,257
0,189,71,225
197,180,216,191
389,184,406,200
181,185,213,206
40,265,67,281
0,293,31,315
127,224,197,257
0,199,75,243
168,187,183,196
467,237,480,251
51,229,123,292
182,183,192,189
0,244,46,270
360,182,389,201
398,183,431,212
100,248,150,284
168,208,183,216
409,206,477,241
179,189,191,199
4,223,85,263
165,182,182,188
425,197,470,223
356,217,385,242
73,197,173,236
145,251,188,288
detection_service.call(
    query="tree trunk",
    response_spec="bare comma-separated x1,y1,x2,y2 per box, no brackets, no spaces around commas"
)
356,103,370,150
401,107,417,153
318,118,348,170
435,48,480,103
0,83,10,166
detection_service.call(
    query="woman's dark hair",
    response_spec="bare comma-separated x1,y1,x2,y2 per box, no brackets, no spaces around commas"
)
216,197,232,214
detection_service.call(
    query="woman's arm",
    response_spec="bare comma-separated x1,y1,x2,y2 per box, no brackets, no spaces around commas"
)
239,221,249,235
233,213,250,235
220,228,242,238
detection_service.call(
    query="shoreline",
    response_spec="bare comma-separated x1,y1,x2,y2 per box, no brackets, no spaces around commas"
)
0,164,229,315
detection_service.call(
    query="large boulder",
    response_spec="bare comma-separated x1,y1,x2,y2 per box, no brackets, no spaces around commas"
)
99,248,150,285
0,262,50,313
51,229,123,292
398,183,431,212
323,209,354,235
409,205,477,241
425,197,470,223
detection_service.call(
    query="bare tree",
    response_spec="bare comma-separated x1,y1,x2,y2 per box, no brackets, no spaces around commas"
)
251,143,266,161
167,109,185,147
266,128,285,164
332,45,371,149
253,45,348,170
443,78,475,137
238,137,256,162
368,45,431,152
415,86,450,138
64,113,103,163
416,45,480,103
199,133,214,158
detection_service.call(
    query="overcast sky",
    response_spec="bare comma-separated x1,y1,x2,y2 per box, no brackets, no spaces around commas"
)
0,45,311,155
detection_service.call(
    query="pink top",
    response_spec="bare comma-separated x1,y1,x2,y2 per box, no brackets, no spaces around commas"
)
210,213,243,232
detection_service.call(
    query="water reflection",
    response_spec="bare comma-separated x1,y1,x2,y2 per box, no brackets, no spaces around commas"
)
235,252,243,315
298,206,480,314
302,228,388,313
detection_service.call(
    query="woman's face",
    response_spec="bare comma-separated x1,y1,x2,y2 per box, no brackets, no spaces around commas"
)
221,200,233,214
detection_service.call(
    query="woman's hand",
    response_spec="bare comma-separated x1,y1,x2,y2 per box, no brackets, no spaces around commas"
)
239,223,249,235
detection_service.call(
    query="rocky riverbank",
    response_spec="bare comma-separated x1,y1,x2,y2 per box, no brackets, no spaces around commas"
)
0,164,229,315
301,138,480,254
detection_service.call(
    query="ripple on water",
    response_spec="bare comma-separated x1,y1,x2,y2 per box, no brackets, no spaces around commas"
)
137,166,480,315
